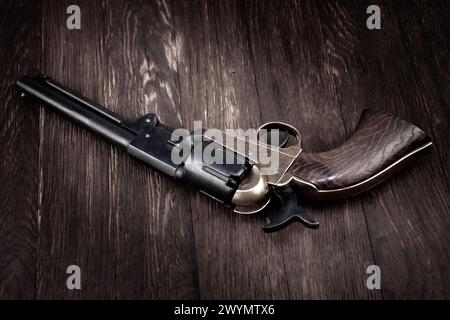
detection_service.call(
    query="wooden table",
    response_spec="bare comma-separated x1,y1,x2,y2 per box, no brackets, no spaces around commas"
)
1,0,449,299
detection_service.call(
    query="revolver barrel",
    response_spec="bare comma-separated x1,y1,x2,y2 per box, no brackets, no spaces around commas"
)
16,74,253,208
16,74,136,149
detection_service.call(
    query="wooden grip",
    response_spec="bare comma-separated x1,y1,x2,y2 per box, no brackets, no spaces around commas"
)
287,109,432,199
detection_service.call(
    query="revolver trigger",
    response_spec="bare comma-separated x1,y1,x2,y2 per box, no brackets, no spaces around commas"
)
262,186,319,233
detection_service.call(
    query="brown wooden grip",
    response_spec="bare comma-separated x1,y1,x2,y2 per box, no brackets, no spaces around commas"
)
288,109,432,198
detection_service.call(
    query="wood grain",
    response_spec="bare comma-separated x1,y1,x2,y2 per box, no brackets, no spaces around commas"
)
315,0,450,298
242,0,379,299
37,0,115,298
391,0,450,191
0,0,449,299
0,0,41,299
104,0,198,299
290,109,430,190
175,0,289,299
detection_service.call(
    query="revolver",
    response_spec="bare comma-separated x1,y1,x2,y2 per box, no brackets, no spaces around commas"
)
16,75,432,232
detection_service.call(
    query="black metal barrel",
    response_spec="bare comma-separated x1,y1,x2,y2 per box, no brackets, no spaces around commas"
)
16,75,136,149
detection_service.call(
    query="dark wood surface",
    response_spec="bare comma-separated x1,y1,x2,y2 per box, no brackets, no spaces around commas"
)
0,0,449,299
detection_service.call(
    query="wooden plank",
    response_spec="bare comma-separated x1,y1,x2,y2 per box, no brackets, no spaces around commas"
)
0,0,41,299
392,0,450,189
315,0,450,298
243,0,380,299
37,0,115,298
104,0,198,299
174,0,290,299
1,0,447,300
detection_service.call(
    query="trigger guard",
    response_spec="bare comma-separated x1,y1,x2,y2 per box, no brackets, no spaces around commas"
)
256,121,302,149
